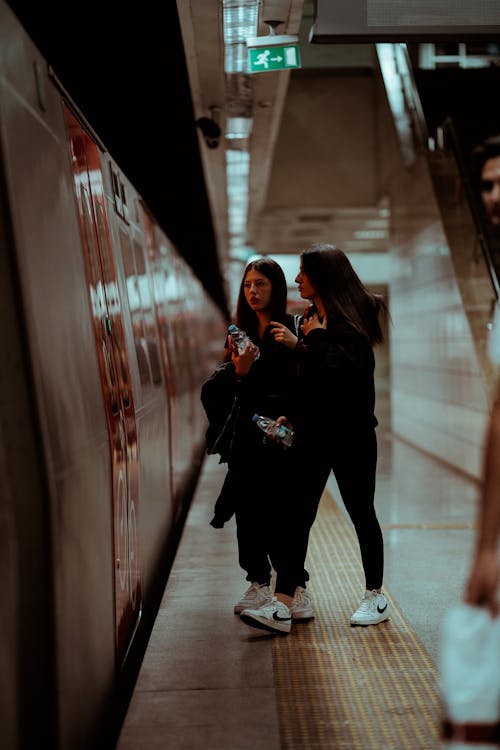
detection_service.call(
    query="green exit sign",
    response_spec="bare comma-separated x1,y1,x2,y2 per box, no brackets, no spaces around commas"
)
247,35,302,73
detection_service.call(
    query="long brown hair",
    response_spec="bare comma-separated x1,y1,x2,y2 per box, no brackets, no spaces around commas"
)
233,258,288,341
300,244,388,345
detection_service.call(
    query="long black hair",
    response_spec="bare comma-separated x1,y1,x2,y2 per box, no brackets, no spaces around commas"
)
300,244,388,345
233,258,288,340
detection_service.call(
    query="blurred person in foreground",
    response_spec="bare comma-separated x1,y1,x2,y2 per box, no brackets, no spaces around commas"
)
464,381,500,617
464,135,500,616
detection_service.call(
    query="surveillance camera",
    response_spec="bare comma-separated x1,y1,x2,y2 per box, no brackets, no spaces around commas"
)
195,117,221,149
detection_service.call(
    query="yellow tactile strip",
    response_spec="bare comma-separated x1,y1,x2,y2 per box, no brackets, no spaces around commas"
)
273,493,442,750
381,523,476,530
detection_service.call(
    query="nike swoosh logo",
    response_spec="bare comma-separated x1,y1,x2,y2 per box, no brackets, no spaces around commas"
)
377,603,388,614
273,611,292,622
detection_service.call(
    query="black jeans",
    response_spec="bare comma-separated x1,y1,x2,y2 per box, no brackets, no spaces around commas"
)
273,427,384,597
233,438,309,589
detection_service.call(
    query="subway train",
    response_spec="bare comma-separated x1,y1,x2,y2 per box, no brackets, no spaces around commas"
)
0,4,225,750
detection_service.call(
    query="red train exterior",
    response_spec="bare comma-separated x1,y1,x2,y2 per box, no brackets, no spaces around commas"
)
0,3,225,748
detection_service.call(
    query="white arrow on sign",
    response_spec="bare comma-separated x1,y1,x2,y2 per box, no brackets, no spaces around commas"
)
270,56,283,62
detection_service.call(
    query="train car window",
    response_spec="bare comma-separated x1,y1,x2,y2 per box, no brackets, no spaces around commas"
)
110,166,123,217
95,202,116,302
119,229,151,386
80,185,120,413
114,326,133,409
146,339,163,385
133,240,162,386
135,340,152,387
133,240,146,276
109,164,129,223
121,231,136,281
155,247,183,398
80,186,103,293
94,202,133,407
121,182,129,222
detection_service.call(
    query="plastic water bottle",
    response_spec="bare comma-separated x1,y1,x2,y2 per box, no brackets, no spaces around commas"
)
228,324,260,359
252,414,293,448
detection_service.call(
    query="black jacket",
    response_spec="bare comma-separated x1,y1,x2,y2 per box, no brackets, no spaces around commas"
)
200,314,298,525
294,320,378,438
201,361,241,463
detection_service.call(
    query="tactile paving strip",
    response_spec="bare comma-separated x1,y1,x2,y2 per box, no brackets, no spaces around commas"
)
273,493,442,750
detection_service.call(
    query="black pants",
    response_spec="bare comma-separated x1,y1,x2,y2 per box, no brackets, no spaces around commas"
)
272,428,384,597
233,438,308,590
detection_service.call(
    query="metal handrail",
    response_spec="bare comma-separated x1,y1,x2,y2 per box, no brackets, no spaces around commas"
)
399,44,429,151
376,43,429,167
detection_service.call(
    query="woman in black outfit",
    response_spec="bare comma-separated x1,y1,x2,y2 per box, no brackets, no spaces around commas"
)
240,244,389,633
202,258,313,622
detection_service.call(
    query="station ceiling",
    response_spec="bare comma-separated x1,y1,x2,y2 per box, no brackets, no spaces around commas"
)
6,0,395,315
6,1,500,316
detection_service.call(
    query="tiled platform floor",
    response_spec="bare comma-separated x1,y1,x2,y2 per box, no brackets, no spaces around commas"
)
116,427,479,750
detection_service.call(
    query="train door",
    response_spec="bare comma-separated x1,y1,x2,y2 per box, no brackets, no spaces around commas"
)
64,107,141,665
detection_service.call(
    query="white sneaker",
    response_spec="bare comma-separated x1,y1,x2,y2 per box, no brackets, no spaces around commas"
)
290,586,314,621
233,582,273,614
350,590,390,626
240,597,292,634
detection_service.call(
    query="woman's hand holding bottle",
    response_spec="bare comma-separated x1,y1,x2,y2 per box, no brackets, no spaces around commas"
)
231,341,259,377
227,324,259,378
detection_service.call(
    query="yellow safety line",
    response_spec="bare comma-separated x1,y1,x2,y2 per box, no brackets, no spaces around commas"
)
381,523,476,530
273,492,442,749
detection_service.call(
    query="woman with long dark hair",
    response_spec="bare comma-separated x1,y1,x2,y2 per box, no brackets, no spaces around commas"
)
202,257,313,623
240,244,389,633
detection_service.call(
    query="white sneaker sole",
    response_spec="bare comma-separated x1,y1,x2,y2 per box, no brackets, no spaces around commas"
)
234,599,273,615
240,611,291,634
350,613,390,626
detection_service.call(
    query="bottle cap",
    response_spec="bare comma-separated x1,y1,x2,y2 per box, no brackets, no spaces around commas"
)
251,414,260,422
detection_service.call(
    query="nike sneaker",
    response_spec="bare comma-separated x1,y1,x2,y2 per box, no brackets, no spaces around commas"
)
350,590,390,626
233,582,273,615
240,598,292,634
290,586,314,620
